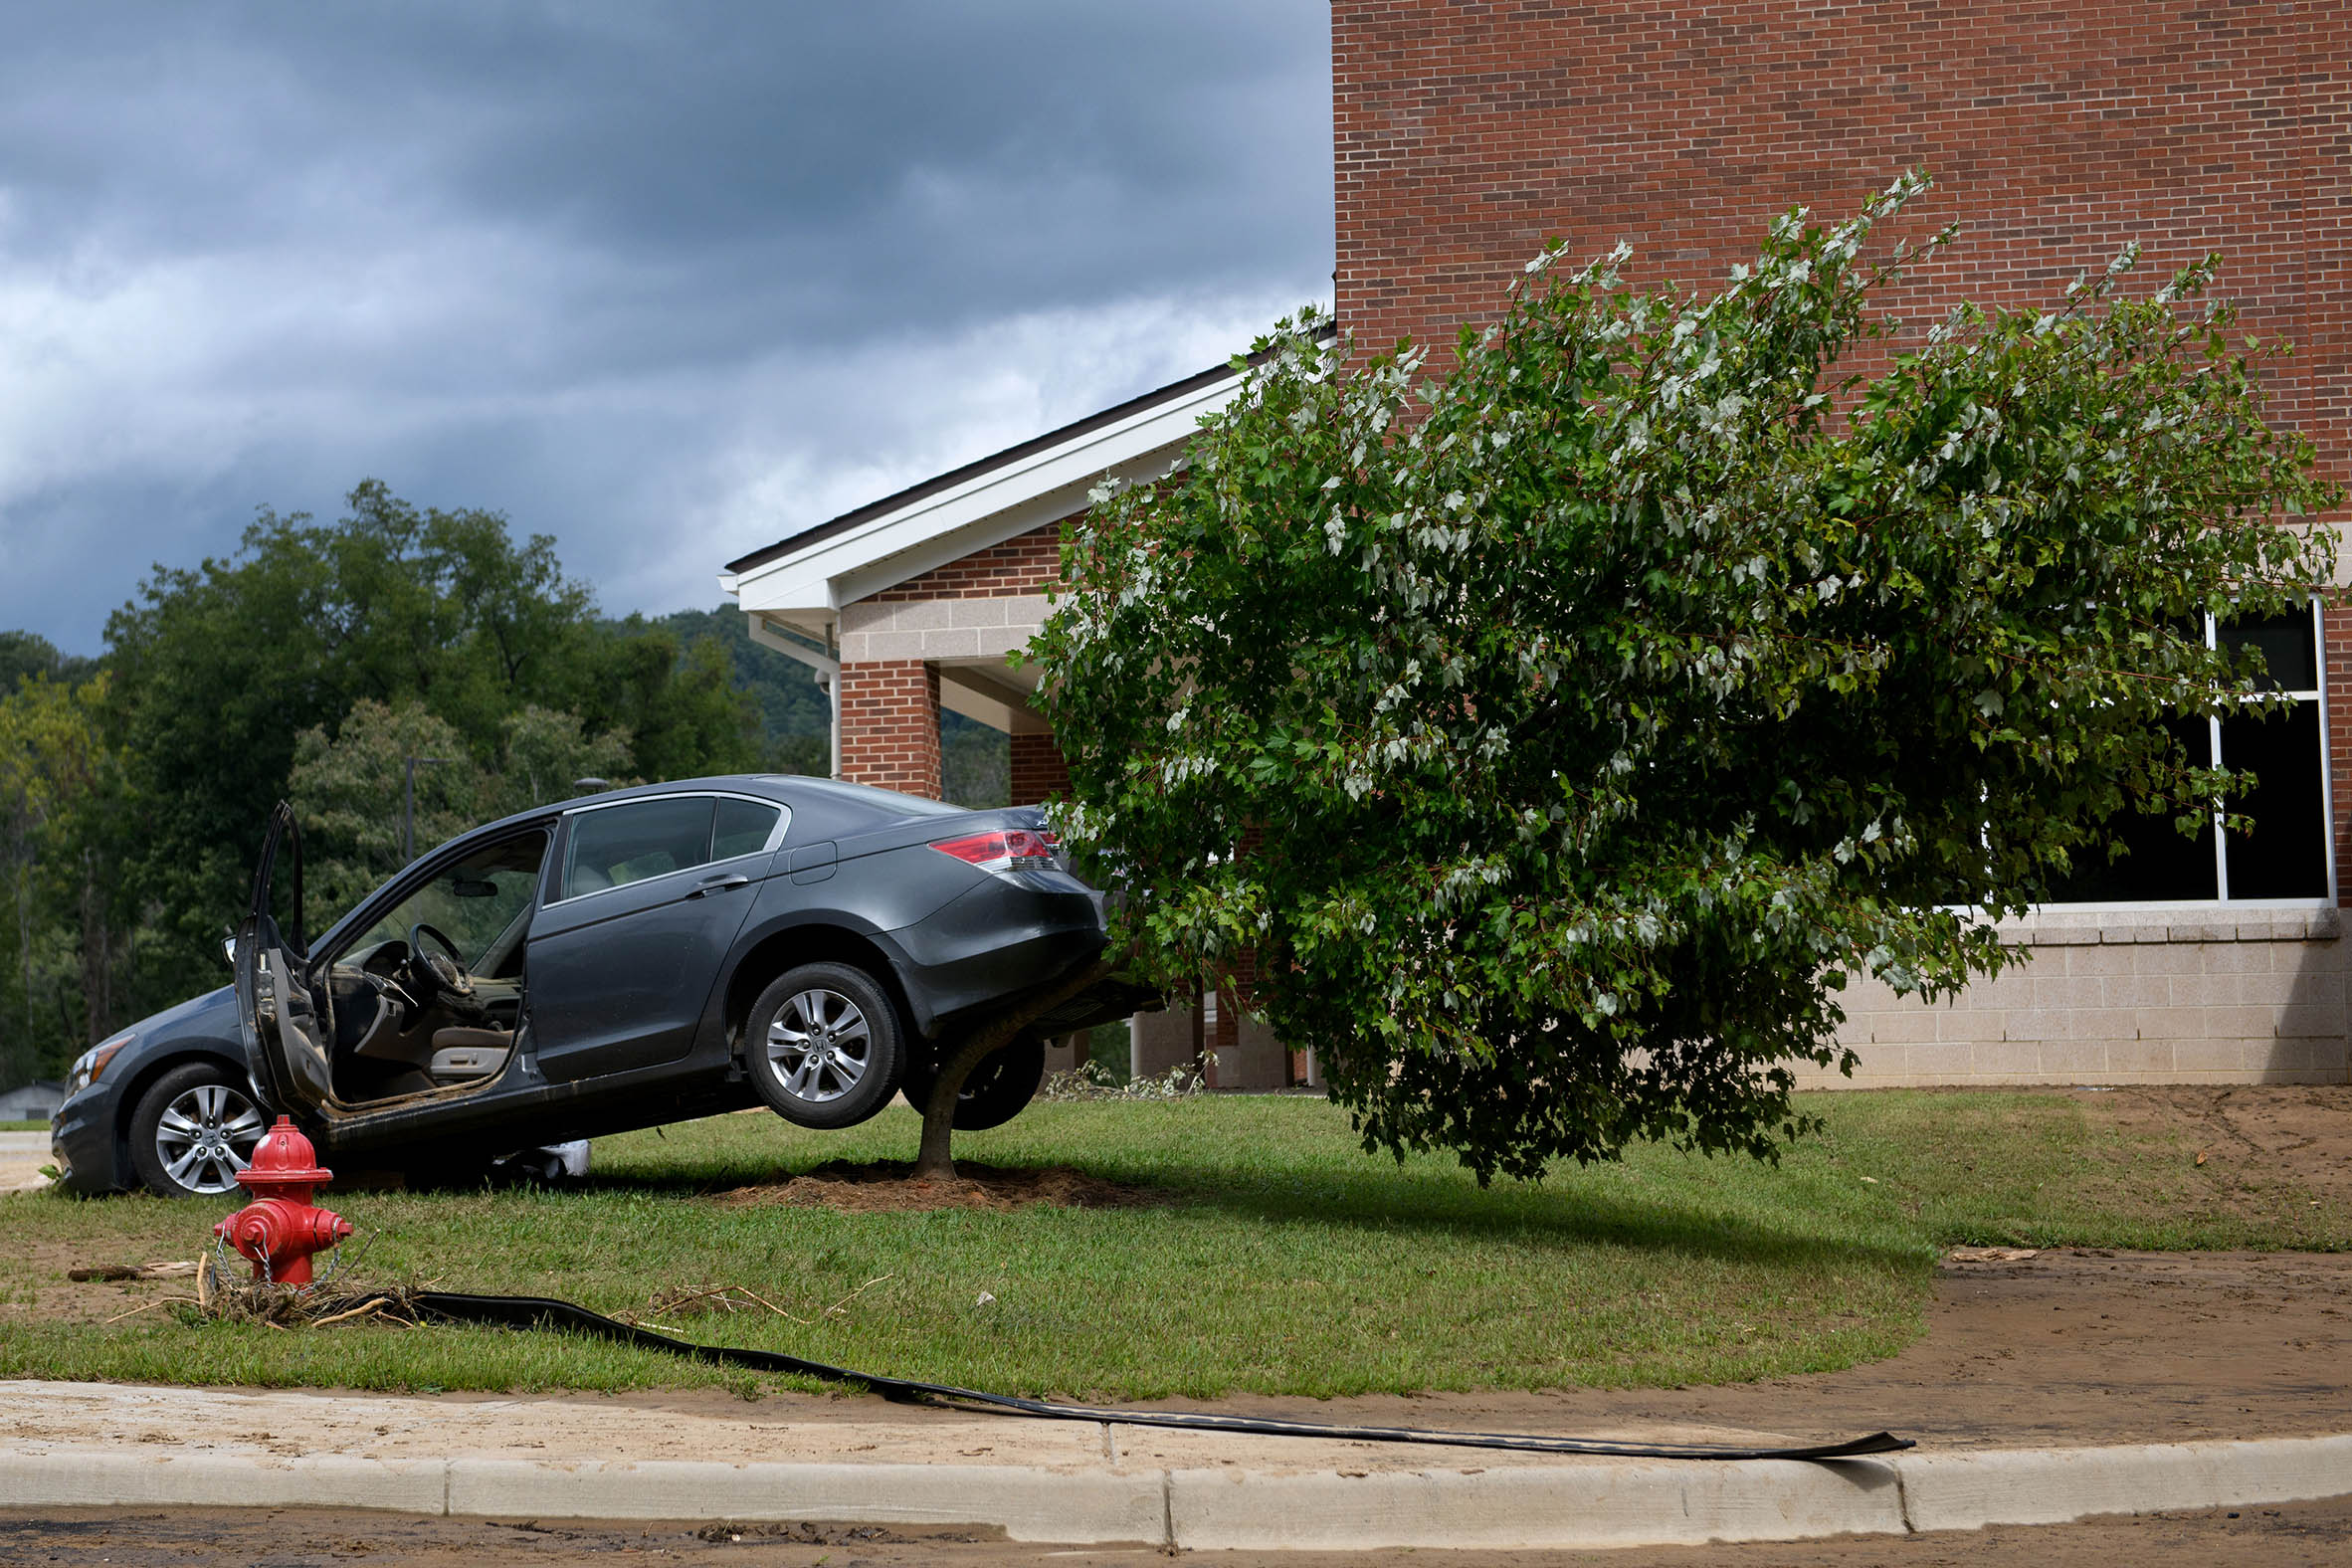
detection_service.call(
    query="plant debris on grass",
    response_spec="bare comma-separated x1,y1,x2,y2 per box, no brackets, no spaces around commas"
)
196,1277,431,1332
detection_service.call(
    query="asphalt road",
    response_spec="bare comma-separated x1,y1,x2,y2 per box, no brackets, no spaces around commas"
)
0,1129,51,1194
4,1498,2348,1567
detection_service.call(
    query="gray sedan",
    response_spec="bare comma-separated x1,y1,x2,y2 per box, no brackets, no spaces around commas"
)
52,774,1141,1197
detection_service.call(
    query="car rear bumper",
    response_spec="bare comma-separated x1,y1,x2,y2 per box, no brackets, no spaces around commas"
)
889,873,1114,1036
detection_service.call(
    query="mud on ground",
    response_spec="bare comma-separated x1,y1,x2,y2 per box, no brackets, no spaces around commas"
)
708,1158,1175,1213
2086,1082,2352,1214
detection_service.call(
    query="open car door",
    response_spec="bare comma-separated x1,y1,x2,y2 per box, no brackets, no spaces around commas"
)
233,800,337,1113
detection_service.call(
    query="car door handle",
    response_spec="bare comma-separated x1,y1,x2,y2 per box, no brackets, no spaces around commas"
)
686,874,751,898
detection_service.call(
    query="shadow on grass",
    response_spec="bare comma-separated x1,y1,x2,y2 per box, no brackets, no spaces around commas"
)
1124,1166,1924,1278
565,1154,1925,1282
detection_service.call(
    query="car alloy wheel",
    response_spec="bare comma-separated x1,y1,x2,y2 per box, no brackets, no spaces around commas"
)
129,1063,271,1198
744,961,903,1130
767,987,874,1104
155,1081,265,1194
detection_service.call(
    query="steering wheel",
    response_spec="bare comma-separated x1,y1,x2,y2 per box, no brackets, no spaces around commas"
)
405,922,477,1008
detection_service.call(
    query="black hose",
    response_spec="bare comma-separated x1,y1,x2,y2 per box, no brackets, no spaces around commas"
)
413,1290,1911,1462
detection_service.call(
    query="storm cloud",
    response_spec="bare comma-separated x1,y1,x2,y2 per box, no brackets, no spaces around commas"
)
0,3,1331,651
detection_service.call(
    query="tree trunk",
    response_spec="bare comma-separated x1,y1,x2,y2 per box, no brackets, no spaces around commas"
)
78,846,111,1045
13,824,32,1050
911,956,1118,1181
1189,976,1206,1079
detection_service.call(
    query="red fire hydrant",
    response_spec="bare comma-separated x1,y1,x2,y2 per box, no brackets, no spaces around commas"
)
213,1116,352,1284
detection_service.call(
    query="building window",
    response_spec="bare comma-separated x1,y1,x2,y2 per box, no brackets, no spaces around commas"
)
2048,605,2329,904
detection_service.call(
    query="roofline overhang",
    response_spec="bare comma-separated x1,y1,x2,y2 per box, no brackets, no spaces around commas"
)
722,367,1238,621
720,327,1332,623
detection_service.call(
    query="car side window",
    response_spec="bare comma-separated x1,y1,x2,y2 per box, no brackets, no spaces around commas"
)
713,798,782,861
562,797,716,899
349,831,552,968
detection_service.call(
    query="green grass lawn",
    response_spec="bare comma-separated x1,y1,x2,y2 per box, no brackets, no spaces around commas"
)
1,1091,2340,1401
0,1119,48,1132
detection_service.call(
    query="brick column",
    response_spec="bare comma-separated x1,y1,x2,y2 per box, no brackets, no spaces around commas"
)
1009,732,1072,807
837,660,941,799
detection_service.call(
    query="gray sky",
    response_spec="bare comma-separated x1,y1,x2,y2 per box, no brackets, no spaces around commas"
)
0,3,1332,654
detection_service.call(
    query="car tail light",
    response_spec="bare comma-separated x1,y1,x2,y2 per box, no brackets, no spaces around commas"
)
931,829,1057,873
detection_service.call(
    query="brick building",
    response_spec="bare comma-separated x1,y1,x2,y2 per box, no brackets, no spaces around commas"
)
727,0,2351,1087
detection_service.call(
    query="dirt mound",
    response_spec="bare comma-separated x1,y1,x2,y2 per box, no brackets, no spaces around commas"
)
711,1160,1175,1214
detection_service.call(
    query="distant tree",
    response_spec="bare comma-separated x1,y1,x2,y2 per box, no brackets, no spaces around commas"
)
101,482,760,1003
0,633,57,694
0,632,96,694
1031,175,2341,1184
490,705,635,818
941,711,1010,808
288,697,638,933
0,675,123,1078
764,732,829,777
288,700,485,930
103,483,609,993
583,627,761,783
648,605,832,756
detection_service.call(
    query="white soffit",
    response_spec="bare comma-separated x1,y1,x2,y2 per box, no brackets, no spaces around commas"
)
723,368,1245,620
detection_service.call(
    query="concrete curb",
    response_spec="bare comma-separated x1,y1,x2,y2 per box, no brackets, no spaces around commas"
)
1895,1435,2352,1535
4,1434,2348,1548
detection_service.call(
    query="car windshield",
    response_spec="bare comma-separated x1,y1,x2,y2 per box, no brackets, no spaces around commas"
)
348,832,550,970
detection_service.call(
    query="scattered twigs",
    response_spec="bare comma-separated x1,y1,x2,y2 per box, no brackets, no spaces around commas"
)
68,1261,200,1282
620,1280,817,1327
729,1285,808,1324
824,1274,892,1318
100,1296,193,1325
87,1257,883,1344
310,1295,393,1329
661,1282,751,1315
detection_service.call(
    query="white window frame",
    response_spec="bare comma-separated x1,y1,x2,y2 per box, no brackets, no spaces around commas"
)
2036,599,2333,912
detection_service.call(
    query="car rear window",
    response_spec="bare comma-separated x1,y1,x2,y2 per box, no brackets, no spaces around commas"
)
713,797,782,860
563,797,714,897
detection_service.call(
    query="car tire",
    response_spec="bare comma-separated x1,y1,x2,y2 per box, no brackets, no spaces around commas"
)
745,963,904,1129
901,1033,1047,1132
127,1062,270,1199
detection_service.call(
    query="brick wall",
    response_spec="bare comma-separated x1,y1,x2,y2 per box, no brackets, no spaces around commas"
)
868,521,1067,603
839,520,1069,804
1335,0,2351,898
1334,2,2346,446
837,660,941,798
1009,731,1072,807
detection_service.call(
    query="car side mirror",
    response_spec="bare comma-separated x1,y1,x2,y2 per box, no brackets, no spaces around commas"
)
221,934,238,971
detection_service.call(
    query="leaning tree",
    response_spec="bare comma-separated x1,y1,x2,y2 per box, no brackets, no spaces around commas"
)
1025,173,2340,1184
